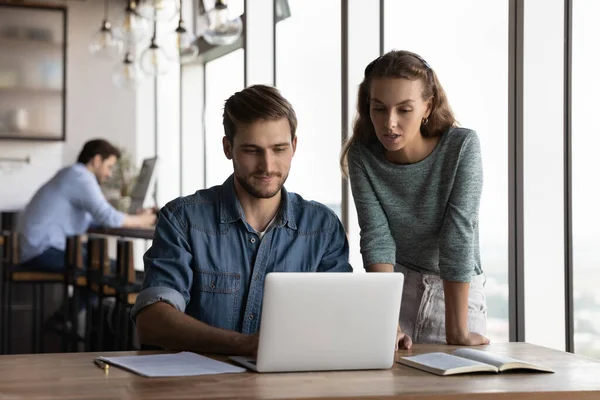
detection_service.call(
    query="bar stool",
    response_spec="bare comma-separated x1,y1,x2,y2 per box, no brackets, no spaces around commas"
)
114,239,143,350
1,231,64,354
62,235,88,352
0,234,4,352
85,236,115,351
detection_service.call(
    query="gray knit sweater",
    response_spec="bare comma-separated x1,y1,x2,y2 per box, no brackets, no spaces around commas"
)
347,127,483,282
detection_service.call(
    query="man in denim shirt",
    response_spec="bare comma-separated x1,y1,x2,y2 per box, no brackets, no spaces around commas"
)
132,85,352,356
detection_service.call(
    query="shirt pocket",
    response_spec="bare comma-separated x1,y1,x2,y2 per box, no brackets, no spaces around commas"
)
193,270,241,331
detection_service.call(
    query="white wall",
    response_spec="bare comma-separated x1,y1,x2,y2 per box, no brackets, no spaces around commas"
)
0,0,138,211
64,0,138,165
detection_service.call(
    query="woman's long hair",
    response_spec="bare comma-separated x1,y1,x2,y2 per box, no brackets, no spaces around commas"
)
340,50,456,175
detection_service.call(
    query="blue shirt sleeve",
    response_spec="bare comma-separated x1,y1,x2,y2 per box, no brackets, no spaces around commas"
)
317,215,353,272
74,172,124,228
131,205,193,320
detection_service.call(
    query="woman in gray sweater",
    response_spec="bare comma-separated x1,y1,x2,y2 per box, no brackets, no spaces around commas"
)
341,50,489,349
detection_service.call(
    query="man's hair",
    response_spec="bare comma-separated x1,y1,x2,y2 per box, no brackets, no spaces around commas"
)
77,139,121,164
223,84,298,142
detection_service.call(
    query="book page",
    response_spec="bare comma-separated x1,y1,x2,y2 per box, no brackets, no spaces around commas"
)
398,352,497,376
452,348,554,372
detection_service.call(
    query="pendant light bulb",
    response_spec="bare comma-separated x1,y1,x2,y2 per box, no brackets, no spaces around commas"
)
112,52,142,89
137,0,179,22
202,0,243,46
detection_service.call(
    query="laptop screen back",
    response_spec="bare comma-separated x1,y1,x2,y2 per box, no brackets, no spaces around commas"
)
254,272,404,372
128,157,158,214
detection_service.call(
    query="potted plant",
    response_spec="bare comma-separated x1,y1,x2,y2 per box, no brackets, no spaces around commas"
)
101,147,138,212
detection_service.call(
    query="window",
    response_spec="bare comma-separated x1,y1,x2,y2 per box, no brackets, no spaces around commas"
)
384,0,510,342
346,0,381,272
204,49,245,188
156,62,181,205
275,0,342,218
522,0,565,350
181,63,205,195
572,0,600,359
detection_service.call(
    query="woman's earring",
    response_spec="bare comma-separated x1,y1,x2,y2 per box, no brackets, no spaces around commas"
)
422,117,429,126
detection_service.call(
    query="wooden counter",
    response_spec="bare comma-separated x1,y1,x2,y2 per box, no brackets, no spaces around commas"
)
0,342,599,399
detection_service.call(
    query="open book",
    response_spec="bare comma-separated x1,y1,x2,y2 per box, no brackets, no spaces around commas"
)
397,348,554,376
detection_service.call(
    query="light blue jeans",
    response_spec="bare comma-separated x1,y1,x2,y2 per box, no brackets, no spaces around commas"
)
395,264,487,344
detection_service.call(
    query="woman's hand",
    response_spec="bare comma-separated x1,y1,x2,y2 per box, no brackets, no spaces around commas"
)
443,280,490,346
396,324,412,350
446,331,489,346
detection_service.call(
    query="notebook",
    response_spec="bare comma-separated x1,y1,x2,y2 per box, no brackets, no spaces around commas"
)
96,352,246,377
397,348,554,376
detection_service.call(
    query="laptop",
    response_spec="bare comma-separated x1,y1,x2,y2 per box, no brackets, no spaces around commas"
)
128,157,159,214
229,272,404,373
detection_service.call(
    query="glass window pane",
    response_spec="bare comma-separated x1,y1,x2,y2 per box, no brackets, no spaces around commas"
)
275,0,342,218
181,63,205,195
384,0,509,342
205,49,244,188
245,0,274,86
156,64,181,205
523,0,565,351
573,0,600,360
347,0,380,272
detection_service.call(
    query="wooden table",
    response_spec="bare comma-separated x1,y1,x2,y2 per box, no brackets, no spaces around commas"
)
87,227,155,240
0,343,599,399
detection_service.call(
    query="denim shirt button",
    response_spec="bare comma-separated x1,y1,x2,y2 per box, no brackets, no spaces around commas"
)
210,282,216,289
249,314,254,320
250,237,256,243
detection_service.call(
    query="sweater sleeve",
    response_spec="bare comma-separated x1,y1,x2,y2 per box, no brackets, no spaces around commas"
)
438,131,483,282
347,144,396,268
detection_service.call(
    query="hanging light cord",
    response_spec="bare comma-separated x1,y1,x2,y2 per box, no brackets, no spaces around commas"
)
151,8,158,41
104,0,109,20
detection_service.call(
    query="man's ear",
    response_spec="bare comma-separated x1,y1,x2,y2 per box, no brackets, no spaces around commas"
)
223,136,233,159
89,154,102,169
291,136,297,155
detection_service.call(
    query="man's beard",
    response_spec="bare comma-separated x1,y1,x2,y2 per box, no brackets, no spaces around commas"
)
234,165,288,199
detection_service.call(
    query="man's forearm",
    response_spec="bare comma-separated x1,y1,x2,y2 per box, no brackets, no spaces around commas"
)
136,302,257,356
122,213,149,228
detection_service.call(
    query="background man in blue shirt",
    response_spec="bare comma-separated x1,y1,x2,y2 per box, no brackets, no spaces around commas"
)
18,139,157,271
133,85,352,356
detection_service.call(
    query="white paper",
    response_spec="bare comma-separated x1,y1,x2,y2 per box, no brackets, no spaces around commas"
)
97,351,247,377
401,352,493,371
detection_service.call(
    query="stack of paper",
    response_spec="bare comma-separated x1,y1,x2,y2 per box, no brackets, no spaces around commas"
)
96,352,247,377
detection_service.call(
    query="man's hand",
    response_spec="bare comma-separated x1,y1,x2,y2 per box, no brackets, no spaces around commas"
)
446,331,490,346
136,208,157,226
248,333,260,358
396,324,412,350
122,208,156,228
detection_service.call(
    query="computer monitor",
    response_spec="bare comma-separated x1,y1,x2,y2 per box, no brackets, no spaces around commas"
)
128,157,159,214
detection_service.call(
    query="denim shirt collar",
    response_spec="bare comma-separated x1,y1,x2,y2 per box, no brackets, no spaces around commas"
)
219,175,297,230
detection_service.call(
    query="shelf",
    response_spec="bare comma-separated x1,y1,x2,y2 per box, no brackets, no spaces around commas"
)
0,132,63,141
0,87,62,95
0,37,63,50
0,4,66,143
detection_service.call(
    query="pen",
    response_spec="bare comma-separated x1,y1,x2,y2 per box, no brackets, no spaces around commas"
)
94,358,109,373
